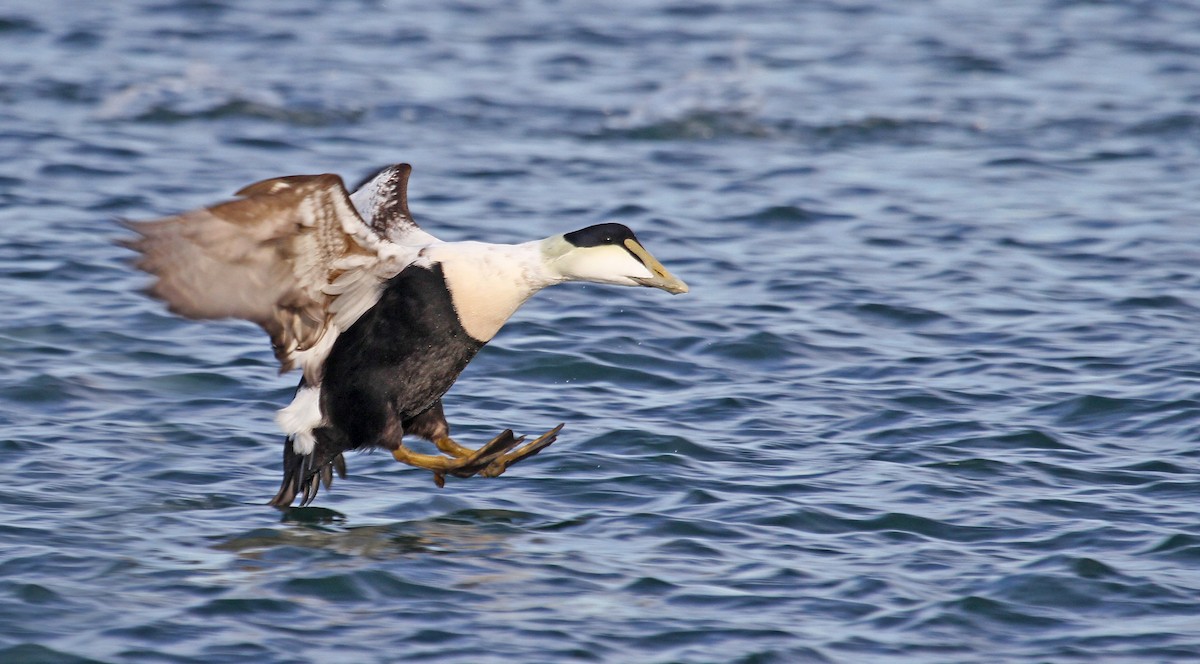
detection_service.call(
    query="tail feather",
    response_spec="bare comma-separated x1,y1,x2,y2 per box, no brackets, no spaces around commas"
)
268,431,349,508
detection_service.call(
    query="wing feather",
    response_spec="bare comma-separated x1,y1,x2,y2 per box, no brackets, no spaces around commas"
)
350,163,440,246
123,171,431,378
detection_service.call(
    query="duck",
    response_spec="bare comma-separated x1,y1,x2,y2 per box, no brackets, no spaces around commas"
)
122,163,688,507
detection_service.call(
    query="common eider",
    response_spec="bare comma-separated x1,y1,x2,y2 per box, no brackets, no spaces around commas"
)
123,163,688,507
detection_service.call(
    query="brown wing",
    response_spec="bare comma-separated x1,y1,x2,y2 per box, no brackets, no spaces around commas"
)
122,173,396,373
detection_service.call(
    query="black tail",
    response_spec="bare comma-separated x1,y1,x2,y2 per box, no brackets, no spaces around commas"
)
268,429,348,508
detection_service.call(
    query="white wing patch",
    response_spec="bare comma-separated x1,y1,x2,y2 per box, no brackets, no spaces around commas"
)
324,246,419,331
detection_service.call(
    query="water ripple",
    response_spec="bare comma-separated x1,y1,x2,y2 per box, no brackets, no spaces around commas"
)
4,0,1200,661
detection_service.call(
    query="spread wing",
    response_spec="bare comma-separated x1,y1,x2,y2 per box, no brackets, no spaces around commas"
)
122,170,432,379
350,163,440,246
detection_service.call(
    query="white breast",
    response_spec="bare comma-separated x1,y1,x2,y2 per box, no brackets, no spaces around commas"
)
425,241,560,342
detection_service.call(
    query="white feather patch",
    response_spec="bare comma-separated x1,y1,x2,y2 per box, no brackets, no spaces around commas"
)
552,244,651,285
325,268,386,330
292,330,340,384
276,385,323,455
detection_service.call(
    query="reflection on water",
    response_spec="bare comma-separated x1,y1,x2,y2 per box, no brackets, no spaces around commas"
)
221,509,528,560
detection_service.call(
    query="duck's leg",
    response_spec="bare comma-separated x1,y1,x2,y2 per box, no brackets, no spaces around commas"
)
402,401,562,485
391,430,521,487
431,425,563,479
428,425,558,475
431,436,479,458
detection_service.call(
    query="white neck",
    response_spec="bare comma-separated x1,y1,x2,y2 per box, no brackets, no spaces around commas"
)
423,239,563,342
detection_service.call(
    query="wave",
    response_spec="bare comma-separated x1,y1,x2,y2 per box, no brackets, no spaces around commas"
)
94,63,361,125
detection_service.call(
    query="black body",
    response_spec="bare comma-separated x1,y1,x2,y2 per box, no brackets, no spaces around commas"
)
270,263,485,506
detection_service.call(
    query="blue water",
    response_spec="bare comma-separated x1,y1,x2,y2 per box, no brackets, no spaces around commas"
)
3,0,1200,661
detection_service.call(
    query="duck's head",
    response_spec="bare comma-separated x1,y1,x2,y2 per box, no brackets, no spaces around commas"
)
543,223,689,294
